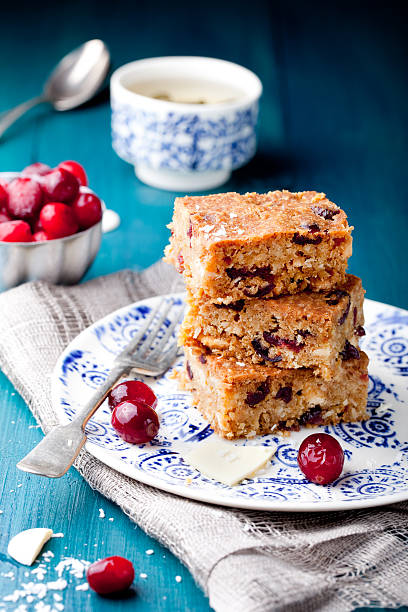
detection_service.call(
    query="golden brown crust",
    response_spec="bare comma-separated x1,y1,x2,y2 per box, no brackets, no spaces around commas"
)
175,190,349,242
164,189,353,301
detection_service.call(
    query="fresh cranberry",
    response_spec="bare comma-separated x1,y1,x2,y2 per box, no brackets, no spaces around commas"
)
108,380,157,412
40,168,79,204
0,183,8,210
33,230,51,242
40,203,79,239
0,221,32,242
72,192,102,230
0,211,12,224
32,216,44,233
7,177,43,220
298,433,344,485
58,160,88,187
86,556,134,595
21,162,52,177
112,400,159,444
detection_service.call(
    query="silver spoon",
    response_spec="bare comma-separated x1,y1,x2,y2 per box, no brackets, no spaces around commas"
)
0,39,110,139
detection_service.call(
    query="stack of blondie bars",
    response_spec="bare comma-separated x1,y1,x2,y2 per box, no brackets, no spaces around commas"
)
165,190,369,439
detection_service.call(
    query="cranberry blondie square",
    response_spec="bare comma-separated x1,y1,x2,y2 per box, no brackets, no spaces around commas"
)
183,345,369,439
180,274,365,379
164,190,353,302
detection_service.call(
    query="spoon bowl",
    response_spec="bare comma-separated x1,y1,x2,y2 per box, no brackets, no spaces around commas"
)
45,39,111,111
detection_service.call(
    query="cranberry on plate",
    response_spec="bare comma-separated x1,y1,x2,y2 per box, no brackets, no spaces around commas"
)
40,202,79,238
297,433,344,485
0,221,32,242
86,556,135,595
58,160,88,187
72,192,102,230
7,177,43,220
108,380,157,411
40,168,79,204
112,399,160,444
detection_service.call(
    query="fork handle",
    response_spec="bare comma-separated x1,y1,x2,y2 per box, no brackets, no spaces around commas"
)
73,361,130,428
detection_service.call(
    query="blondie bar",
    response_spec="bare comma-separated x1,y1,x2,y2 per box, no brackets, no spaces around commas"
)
180,274,365,379
164,190,352,302
182,345,369,439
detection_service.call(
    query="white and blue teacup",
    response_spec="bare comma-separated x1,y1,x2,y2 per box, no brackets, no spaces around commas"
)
110,56,262,192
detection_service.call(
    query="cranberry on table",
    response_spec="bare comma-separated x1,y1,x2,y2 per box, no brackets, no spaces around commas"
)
40,203,79,239
7,178,43,220
33,230,51,242
21,162,52,177
0,220,32,242
86,556,135,595
72,192,102,229
297,433,344,485
40,168,79,204
108,380,157,411
112,399,159,444
58,160,88,187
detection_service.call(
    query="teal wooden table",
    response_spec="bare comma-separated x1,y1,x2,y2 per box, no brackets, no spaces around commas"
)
0,1,407,610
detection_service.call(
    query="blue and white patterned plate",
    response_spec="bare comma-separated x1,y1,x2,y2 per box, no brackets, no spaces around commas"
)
52,294,408,512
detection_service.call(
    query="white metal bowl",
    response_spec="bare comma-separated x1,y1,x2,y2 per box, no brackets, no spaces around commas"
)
0,172,111,291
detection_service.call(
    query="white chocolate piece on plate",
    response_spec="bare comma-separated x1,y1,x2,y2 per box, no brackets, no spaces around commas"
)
8,528,53,566
185,438,276,486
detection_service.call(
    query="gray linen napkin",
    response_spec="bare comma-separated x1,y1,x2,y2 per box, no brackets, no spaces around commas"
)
0,261,407,612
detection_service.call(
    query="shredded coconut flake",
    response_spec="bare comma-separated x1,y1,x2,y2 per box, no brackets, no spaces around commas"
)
145,549,154,555
98,508,105,519
175,575,182,583
213,226,227,237
75,583,89,591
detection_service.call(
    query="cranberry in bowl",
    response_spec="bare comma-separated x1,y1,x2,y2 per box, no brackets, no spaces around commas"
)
0,162,114,290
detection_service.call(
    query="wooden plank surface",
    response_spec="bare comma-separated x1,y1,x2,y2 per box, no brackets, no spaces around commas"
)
0,0,407,610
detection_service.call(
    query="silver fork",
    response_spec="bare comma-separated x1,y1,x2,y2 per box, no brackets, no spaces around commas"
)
17,297,183,478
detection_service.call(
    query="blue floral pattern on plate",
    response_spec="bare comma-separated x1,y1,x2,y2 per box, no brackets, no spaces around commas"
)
52,294,408,511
